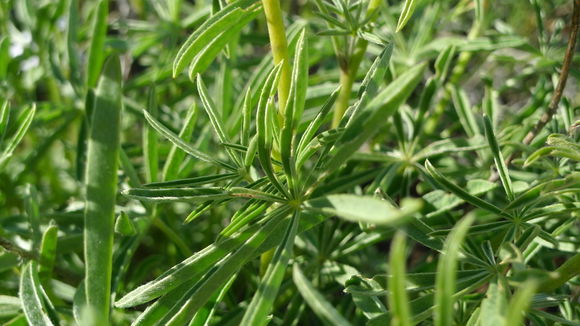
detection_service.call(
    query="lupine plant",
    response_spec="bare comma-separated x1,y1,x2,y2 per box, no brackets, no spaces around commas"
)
0,0,578,325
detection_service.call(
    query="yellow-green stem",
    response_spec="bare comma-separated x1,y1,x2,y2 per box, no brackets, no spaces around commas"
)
262,0,291,116
331,0,383,127
260,0,291,272
332,70,355,127
538,253,580,292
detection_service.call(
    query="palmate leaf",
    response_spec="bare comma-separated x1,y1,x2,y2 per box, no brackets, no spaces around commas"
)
504,172,579,211
349,269,492,324
361,269,490,295
131,207,292,325
344,43,394,127
116,206,289,309
524,133,580,166
116,208,333,319
422,179,497,218
424,160,510,218
326,61,426,173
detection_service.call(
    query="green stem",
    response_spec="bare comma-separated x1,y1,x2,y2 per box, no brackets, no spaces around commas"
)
331,0,382,127
538,253,580,292
260,1,292,273
332,69,355,127
262,0,291,116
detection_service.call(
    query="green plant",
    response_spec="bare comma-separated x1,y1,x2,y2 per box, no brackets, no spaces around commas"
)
0,0,578,325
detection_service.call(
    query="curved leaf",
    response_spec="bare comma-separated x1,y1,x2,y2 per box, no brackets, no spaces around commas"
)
304,195,422,225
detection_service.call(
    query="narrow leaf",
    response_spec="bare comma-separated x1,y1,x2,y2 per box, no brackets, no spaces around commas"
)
450,86,480,138
296,86,340,157
172,0,259,76
122,187,233,203
19,262,57,326
483,115,514,200
187,6,261,78
142,109,235,171
240,213,299,326
143,88,159,183
434,216,474,326
83,56,123,325
303,195,422,225
505,282,537,326
388,232,413,326
38,223,58,286
116,207,289,308
146,173,237,188
396,0,419,32
0,104,36,169
161,208,291,325
480,281,507,326
86,0,108,88
0,99,9,143
196,75,241,165
424,160,508,217
293,264,352,326
256,63,289,198
162,103,198,181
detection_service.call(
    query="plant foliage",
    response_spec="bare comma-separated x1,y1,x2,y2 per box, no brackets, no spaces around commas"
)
0,0,578,325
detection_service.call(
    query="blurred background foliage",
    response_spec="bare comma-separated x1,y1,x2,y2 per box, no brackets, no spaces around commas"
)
0,0,578,325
